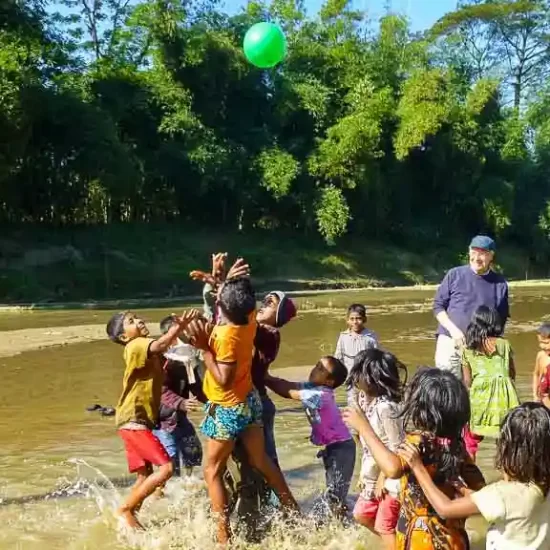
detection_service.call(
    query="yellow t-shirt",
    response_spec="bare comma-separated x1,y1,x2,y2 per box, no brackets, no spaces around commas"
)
203,315,257,406
115,337,164,429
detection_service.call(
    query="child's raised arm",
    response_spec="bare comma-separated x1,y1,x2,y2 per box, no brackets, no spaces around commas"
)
343,407,402,479
264,374,302,400
398,442,480,519
150,309,200,355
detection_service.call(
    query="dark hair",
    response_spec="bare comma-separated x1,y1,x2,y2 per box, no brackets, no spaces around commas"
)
160,315,177,335
347,348,407,402
465,306,503,352
496,402,550,495
538,322,550,339
218,277,256,326
324,356,348,388
348,304,366,319
106,312,127,345
400,367,470,477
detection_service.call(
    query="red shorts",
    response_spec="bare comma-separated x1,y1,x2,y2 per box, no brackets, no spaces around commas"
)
353,494,400,535
119,429,171,473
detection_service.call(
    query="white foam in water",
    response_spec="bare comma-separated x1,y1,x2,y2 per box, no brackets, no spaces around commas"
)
20,460,373,550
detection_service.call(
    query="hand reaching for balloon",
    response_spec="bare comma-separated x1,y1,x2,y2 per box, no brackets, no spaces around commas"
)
186,319,213,351
226,258,250,281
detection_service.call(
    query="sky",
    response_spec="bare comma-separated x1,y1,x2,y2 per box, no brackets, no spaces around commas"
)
221,0,459,31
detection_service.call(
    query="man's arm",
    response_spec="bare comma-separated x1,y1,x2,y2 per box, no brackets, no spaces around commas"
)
434,272,464,341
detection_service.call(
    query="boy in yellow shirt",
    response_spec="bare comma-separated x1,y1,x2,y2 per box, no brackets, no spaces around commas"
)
189,275,298,546
106,309,197,529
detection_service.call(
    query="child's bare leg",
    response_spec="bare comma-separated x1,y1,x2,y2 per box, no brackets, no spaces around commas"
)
203,438,235,546
118,462,173,528
354,513,376,532
241,426,299,512
380,534,396,550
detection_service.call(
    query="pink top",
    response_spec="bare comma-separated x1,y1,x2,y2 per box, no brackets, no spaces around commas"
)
297,383,351,446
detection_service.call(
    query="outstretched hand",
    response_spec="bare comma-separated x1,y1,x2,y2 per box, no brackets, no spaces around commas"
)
226,258,250,280
175,309,201,330
186,319,213,351
189,270,216,286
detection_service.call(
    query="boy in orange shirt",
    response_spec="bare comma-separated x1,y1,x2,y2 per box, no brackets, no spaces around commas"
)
106,309,197,529
188,275,298,545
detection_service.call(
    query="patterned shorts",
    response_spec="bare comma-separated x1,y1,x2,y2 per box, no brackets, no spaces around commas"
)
200,389,263,441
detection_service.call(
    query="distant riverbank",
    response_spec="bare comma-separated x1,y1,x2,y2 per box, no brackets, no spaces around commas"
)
0,224,547,305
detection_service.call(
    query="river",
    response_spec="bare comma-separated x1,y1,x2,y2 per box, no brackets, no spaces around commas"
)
0,286,547,549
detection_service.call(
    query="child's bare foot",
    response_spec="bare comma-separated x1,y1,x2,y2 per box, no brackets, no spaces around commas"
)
117,508,145,530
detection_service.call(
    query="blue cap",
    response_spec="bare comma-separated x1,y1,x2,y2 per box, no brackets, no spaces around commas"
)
469,235,495,252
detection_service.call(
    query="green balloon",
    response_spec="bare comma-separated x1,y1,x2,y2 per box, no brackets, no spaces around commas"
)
243,22,287,69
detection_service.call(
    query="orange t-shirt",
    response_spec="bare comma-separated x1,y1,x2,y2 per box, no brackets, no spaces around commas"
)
203,313,257,406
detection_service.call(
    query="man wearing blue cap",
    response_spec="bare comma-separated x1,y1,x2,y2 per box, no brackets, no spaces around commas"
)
433,235,509,378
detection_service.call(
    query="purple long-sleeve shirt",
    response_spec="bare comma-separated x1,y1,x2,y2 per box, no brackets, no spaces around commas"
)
433,265,509,337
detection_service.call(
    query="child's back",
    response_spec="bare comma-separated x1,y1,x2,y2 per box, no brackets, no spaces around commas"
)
399,402,550,550
300,382,351,446
472,480,550,549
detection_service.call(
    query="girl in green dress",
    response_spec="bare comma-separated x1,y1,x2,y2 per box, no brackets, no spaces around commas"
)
462,306,519,460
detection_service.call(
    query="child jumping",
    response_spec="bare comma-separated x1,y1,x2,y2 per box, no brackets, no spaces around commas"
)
462,306,519,460
265,356,355,518
533,321,550,409
187,275,298,545
347,349,406,549
344,367,485,550
106,309,198,529
153,315,206,478
399,402,550,550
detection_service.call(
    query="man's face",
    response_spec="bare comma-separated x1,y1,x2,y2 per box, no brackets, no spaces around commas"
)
469,247,493,274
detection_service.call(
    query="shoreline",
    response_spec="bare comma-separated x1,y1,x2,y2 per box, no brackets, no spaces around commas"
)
0,278,548,313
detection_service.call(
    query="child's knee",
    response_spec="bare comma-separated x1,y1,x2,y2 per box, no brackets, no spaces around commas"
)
204,460,224,482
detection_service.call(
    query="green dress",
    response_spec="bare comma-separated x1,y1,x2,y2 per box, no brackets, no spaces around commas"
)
463,338,519,437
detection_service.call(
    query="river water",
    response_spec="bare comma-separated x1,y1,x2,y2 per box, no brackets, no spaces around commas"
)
0,286,547,549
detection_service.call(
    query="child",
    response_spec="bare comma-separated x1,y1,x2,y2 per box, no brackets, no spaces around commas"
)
533,321,550,409
254,290,297,465
462,306,519,460
347,349,406,549
106,309,197,529
335,304,379,411
186,276,298,546
335,304,379,372
399,402,550,550
265,356,356,518
152,315,207,478
344,367,486,550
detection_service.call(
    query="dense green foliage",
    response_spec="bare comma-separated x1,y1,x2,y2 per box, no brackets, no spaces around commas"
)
3,0,550,262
